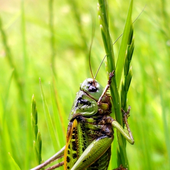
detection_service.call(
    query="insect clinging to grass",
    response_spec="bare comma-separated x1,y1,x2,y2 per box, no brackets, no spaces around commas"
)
30,1,146,169
31,52,134,170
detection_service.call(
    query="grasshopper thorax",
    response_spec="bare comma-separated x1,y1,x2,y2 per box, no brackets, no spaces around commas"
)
80,78,103,101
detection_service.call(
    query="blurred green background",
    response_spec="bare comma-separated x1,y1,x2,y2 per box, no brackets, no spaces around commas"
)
0,0,170,170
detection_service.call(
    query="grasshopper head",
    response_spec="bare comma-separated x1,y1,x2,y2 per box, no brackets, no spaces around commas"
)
80,78,103,101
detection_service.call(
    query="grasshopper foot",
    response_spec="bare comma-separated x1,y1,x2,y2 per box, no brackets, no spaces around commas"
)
121,106,131,124
113,165,127,170
121,106,134,144
108,70,115,85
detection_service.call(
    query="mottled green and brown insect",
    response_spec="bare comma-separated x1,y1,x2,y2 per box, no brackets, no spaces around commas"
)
31,71,134,170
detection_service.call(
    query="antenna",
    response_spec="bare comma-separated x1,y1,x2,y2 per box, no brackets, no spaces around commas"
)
112,5,146,46
133,5,146,24
94,55,106,79
88,12,96,80
94,34,123,79
88,36,94,79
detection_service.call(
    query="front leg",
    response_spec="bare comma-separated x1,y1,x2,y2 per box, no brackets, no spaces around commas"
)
97,71,114,105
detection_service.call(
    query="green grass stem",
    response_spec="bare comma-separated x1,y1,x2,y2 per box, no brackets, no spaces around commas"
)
0,17,24,101
97,0,133,168
49,0,57,77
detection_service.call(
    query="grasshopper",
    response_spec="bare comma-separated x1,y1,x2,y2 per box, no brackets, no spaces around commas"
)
30,5,146,170
31,70,134,170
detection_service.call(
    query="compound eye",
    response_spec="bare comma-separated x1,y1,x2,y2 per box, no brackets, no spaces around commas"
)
88,85,97,92
88,81,98,92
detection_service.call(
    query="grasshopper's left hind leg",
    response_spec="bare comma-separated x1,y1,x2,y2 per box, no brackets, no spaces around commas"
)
70,136,113,170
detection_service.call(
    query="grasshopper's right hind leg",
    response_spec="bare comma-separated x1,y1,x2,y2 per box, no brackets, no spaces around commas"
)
111,107,134,145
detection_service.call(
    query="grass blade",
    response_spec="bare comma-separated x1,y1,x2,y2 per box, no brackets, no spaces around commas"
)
50,81,66,148
8,153,21,170
116,0,133,89
159,80,170,169
39,79,58,152
31,95,42,165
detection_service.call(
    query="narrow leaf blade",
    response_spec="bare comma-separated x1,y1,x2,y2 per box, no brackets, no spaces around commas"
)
116,0,133,89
